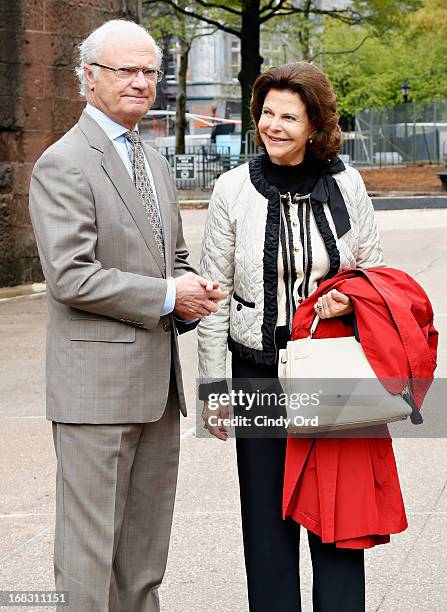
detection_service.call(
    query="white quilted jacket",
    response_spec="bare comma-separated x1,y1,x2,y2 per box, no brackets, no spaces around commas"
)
198,160,383,381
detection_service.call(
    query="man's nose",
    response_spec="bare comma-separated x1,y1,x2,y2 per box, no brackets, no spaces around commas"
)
132,70,149,89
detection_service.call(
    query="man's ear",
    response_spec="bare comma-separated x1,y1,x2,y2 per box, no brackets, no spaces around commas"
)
84,65,96,91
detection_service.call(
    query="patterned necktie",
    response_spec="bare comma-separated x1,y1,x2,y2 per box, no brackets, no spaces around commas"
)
124,130,165,270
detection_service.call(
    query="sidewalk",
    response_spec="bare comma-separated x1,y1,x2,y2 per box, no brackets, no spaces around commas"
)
0,208,446,611
0,283,45,301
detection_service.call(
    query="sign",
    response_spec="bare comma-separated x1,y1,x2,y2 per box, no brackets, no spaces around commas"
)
175,155,196,180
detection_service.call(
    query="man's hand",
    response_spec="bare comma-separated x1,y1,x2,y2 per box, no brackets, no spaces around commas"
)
202,400,229,442
174,272,228,319
314,289,353,319
196,277,221,293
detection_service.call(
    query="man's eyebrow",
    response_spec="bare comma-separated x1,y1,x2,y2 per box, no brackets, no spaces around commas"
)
119,65,157,69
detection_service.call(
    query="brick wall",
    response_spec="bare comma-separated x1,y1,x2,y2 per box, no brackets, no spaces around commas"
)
0,0,141,287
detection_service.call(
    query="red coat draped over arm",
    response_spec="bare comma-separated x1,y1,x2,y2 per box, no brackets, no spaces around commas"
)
283,267,438,549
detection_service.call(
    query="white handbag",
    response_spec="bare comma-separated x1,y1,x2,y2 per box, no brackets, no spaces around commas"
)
278,316,417,433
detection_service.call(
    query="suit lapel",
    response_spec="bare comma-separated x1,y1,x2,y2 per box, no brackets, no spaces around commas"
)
78,111,166,276
144,145,172,275
101,142,165,276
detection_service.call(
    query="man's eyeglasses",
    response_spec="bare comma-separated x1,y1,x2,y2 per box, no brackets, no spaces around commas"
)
89,63,163,83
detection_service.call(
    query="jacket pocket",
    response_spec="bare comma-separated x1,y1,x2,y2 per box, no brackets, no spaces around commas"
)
70,319,136,343
232,292,255,309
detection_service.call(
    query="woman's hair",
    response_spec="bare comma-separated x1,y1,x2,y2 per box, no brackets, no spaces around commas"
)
250,62,342,161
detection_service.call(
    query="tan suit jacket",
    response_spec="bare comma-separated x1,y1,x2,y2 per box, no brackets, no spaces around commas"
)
29,111,195,423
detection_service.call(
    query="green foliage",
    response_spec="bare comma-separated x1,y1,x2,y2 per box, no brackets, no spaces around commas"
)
144,1,209,46
322,0,447,119
352,0,422,34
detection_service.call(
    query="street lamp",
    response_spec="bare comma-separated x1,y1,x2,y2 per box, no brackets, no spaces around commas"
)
401,81,411,103
400,82,411,158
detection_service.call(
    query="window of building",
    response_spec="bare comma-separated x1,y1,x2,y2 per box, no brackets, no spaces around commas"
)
231,38,240,80
164,36,178,83
261,36,284,69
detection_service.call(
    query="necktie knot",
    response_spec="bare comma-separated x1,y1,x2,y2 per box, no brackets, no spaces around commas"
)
124,130,141,146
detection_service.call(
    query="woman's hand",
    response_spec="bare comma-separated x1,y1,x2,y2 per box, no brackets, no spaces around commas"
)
314,289,353,319
202,400,229,442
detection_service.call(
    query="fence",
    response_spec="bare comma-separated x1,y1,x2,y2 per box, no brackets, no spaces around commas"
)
159,145,229,190
159,144,258,190
154,99,447,191
345,99,447,166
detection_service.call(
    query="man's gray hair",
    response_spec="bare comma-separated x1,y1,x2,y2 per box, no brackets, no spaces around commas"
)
75,19,163,97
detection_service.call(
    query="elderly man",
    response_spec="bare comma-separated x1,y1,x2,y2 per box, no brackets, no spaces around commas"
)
29,19,226,612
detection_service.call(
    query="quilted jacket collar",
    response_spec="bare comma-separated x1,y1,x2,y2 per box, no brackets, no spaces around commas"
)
249,154,351,238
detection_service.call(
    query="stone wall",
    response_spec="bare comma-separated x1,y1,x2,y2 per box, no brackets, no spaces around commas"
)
0,0,141,287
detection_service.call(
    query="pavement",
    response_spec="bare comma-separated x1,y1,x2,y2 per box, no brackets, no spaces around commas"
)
0,207,446,612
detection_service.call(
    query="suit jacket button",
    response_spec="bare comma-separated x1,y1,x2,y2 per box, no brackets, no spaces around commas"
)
236,303,242,311
163,321,171,332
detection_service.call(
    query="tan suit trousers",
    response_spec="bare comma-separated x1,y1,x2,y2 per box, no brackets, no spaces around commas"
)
52,382,180,612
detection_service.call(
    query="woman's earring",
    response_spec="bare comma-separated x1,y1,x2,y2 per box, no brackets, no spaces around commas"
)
309,137,313,144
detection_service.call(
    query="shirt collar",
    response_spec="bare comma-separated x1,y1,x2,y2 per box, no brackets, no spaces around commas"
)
84,103,139,141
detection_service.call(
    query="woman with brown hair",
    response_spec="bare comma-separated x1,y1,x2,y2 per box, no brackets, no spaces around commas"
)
198,62,407,611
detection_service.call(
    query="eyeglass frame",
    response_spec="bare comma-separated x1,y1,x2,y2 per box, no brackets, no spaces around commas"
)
88,62,163,83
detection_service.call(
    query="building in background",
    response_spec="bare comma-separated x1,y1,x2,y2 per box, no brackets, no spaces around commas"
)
160,30,240,135
159,29,289,137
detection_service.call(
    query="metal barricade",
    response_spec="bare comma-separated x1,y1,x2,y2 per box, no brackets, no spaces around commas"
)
158,145,259,190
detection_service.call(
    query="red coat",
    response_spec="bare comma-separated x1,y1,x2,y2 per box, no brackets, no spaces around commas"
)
283,267,438,549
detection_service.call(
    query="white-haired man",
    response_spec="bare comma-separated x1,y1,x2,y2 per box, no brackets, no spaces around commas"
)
29,19,226,612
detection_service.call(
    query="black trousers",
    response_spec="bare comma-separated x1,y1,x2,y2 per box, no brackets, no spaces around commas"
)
233,354,365,612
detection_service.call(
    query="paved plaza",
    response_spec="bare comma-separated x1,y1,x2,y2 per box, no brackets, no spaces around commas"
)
0,208,446,612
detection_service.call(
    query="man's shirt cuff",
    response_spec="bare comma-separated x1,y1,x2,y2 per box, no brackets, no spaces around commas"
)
161,278,176,316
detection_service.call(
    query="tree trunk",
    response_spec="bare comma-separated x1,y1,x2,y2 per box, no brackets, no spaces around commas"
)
175,39,190,155
238,0,263,155
299,0,313,59
298,22,311,59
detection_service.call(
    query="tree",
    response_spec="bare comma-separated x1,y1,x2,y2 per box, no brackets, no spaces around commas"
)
144,1,420,151
143,1,350,151
143,3,215,154
320,0,447,120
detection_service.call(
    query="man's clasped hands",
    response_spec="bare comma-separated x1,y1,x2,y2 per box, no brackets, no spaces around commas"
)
174,272,228,320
